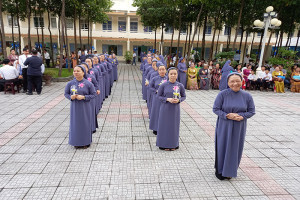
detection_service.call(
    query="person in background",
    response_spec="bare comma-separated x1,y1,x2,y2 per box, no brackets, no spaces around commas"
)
279,64,290,89
132,51,137,66
262,68,272,91
248,70,257,90
44,49,50,68
290,67,300,93
79,51,86,64
71,51,77,68
177,57,187,88
18,47,32,93
23,49,43,95
187,62,198,90
272,66,285,93
234,50,240,63
211,63,221,89
257,66,266,91
243,64,252,89
219,60,234,91
0,59,20,91
8,49,19,66
243,54,250,65
199,64,210,90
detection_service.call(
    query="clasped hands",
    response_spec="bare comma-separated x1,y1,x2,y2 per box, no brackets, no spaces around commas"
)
226,113,244,121
71,94,85,100
167,98,180,104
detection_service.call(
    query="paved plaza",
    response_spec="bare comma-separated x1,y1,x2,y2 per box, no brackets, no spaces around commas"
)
0,63,299,200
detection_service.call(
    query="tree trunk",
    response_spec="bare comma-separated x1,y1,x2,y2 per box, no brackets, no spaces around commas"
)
215,30,220,54
65,17,71,72
176,9,182,64
188,3,203,62
226,29,231,52
59,0,65,77
196,26,200,49
0,29,4,57
201,16,207,60
16,2,22,54
35,10,40,50
0,0,7,58
256,30,264,65
90,22,93,51
154,29,157,51
273,31,279,56
47,6,55,67
238,27,244,52
184,24,189,57
232,0,245,51
160,23,164,54
27,0,31,50
11,14,15,50
79,12,82,50
87,16,90,50
39,7,45,62
209,15,219,61
279,30,283,49
249,32,255,55
168,26,174,66
241,31,248,65
74,8,78,65
186,23,193,63
262,31,273,66
294,30,299,51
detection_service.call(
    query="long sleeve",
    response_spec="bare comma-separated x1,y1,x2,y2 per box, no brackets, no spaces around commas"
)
149,78,156,93
23,58,29,67
158,84,168,103
238,94,255,119
177,64,184,72
92,77,100,91
64,82,72,100
14,68,19,77
179,84,186,102
213,92,228,120
84,83,97,101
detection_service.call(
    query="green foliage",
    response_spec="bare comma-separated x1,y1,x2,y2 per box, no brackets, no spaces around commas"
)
124,51,133,62
215,51,235,59
268,48,298,69
44,68,73,78
217,60,238,68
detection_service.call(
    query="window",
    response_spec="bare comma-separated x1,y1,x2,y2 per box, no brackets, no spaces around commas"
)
103,18,112,31
181,25,187,34
102,44,123,56
51,15,57,28
80,19,88,31
165,24,173,34
144,26,152,33
130,18,138,32
118,17,126,32
237,28,243,36
288,31,294,37
205,24,212,35
66,18,73,29
7,15,18,27
34,17,44,28
224,25,231,35
257,32,262,37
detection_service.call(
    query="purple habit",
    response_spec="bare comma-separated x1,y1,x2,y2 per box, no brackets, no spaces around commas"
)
86,74,99,132
219,60,234,91
93,64,104,108
98,63,108,100
177,58,187,88
156,81,186,149
64,78,96,147
112,57,119,81
213,82,255,178
149,75,168,131
145,67,155,110
101,61,111,97
147,70,159,117
142,64,152,100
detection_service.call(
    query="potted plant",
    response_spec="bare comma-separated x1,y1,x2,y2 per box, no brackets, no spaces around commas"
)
42,70,55,86
124,51,133,64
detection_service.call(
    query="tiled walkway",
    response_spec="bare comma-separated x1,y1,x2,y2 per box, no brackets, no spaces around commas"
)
0,63,299,199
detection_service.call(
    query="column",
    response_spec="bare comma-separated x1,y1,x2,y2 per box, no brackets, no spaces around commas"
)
127,39,130,51
127,16,130,33
93,39,97,51
247,44,251,55
219,44,223,52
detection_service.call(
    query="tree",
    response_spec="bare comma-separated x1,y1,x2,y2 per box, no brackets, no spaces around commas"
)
0,0,7,58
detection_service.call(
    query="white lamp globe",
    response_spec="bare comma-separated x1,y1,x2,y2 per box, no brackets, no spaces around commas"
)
254,20,261,26
259,21,265,27
275,20,282,26
271,18,279,25
266,6,274,13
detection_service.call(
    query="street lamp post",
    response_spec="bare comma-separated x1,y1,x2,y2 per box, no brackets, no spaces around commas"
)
253,6,281,74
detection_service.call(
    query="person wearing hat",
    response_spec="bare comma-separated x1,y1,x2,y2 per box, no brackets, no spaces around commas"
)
177,57,187,88
145,59,158,111
219,60,234,91
213,72,255,180
147,61,160,116
64,65,97,149
142,57,152,101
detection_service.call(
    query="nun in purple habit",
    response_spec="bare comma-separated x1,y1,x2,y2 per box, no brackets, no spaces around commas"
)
213,72,255,180
85,58,101,111
158,55,167,66
97,57,108,100
147,61,159,117
92,57,104,107
106,58,114,88
149,64,168,135
219,60,234,91
112,54,119,81
142,58,153,101
81,64,99,133
156,67,186,150
177,57,187,88
145,59,157,110
100,55,111,98
64,66,96,148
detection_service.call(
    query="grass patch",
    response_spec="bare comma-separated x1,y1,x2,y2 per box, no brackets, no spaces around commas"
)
44,68,73,78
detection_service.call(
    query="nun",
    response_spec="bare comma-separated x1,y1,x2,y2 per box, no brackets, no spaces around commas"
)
219,60,234,91
145,59,156,104
81,63,99,133
143,57,153,101
213,72,255,180
149,64,168,135
85,58,101,112
177,57,187,88
199,64,210,90
92,56,104,108
146,60,159,116
100,55,111,98
156,67,186,151
64,66,96,149
97,56,108,100
112,53,119,81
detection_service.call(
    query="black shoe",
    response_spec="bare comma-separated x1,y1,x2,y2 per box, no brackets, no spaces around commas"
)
37,92,41,95
153,131,157,135
26,92,33,95
215,172,226,180
92,130,96,133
